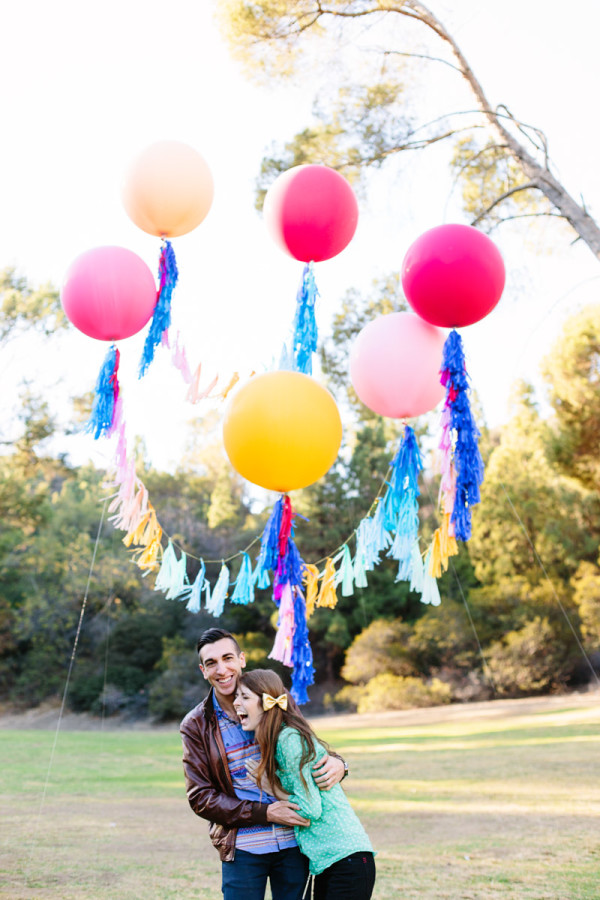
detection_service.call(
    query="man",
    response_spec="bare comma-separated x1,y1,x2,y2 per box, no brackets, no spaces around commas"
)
180,627,348,900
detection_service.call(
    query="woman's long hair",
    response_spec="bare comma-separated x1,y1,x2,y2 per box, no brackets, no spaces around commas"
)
239,669,329,793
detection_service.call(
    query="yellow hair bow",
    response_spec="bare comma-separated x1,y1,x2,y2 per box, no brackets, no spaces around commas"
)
262,692,288,712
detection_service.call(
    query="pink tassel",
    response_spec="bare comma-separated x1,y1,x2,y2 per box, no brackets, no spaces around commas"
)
268,583,295,667
172,331,193,384
186,364,203,403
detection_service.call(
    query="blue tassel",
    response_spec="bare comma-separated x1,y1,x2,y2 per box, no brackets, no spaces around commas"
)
369,502,391,563
139,240,178,377
336,544,355,597
231,553,255,605
291,263,319,375
408,542,424,593
206,563,229,617
353,519,370,587
441,329,484,541
87,344,120,440
420,549,441,605
252,559,271,589
256,498,283,576
187,561,205,612
290,588,315,704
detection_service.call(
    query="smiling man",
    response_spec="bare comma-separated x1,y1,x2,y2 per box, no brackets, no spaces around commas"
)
180,627,347,900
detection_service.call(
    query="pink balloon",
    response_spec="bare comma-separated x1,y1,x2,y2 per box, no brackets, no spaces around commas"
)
61,246,157,341
402,224,505,327
350,312,446,418
263,164,359,262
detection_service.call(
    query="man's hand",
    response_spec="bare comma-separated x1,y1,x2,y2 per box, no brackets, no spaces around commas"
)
266,800,310,827
312,755,345,791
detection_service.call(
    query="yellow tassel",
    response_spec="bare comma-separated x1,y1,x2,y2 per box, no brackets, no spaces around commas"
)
440,512,459,562
132,531,163,572
303,564,320,618
317,557,338,609
215,372,239,400
428,530,443,578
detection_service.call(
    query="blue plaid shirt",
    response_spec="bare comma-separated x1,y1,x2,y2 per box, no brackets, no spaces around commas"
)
213,693,297,854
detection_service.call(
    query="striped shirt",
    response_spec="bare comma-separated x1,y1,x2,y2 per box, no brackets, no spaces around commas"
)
213,693,297,854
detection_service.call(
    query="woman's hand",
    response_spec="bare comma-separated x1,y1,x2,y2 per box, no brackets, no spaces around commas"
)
311,754,345,791
246,758,289,800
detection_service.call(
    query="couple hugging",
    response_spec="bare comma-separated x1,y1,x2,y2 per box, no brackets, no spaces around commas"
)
180,627,376,900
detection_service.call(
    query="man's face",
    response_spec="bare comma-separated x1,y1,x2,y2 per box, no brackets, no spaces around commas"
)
199,638,246,699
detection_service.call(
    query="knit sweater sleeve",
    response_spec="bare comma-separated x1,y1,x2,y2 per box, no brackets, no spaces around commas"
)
276,727,323,821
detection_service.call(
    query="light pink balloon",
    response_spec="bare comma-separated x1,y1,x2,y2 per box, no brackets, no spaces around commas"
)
350,312,447,418
61,246,157,341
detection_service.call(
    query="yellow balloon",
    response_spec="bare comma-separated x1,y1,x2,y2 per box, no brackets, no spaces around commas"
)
223,371,342,492
122,141,214,238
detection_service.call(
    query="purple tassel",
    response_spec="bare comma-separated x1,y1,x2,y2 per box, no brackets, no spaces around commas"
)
139,240,179,377
441,329,484,541
87,344,120,440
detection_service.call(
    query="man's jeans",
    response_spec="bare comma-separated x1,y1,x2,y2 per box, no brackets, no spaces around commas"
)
222,846,309,900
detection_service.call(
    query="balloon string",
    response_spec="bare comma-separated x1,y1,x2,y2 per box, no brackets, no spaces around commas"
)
158,465,394,570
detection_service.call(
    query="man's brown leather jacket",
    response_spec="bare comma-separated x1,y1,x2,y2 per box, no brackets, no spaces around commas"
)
180,688,270,862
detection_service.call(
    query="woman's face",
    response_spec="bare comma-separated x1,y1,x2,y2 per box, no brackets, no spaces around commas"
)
233,684,264,731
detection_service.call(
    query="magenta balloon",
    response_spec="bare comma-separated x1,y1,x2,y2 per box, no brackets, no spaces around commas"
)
61,246,157,341
263,164,359,262
401,224,505,327
350,312,446,419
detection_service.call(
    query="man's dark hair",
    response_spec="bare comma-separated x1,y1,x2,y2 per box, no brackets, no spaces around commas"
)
196,628,241,658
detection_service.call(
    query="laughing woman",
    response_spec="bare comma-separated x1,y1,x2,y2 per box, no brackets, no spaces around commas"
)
234,669,375,900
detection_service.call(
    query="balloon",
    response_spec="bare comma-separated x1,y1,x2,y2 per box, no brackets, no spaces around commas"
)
223,371,342,492
122,141,214,238
263,164,359,262
61,246,157,341
350,312,446,418
401,224,505,327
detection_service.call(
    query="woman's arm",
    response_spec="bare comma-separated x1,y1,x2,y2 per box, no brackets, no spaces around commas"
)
276,729,324,821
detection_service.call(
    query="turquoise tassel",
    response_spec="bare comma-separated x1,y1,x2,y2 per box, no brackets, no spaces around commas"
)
231,553,255,605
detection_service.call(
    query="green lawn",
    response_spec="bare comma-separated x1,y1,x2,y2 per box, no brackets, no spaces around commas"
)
1,694,599,899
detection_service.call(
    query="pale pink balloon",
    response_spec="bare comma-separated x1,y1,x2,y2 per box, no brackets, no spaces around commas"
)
61,246,157,341
350,312,447,418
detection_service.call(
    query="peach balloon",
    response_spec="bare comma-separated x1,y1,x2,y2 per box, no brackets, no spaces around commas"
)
350,312,446,419
122,141,214,238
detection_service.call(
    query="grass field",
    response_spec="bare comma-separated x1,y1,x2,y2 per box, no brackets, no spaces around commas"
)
0,692,599,899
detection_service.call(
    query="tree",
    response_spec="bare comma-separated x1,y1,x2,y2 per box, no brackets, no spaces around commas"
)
468,381,600,587
0,268,65,346
542,305,600,491
219,1,600,256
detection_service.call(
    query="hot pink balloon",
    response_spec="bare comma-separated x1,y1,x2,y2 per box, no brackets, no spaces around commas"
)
350,312,446,419
401,224,505,327
263,164,359,262
61,246,157,341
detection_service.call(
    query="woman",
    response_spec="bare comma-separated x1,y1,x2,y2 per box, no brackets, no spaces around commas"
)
234,669,376,900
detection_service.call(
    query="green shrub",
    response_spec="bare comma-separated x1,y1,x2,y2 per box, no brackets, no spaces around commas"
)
336,673,452,713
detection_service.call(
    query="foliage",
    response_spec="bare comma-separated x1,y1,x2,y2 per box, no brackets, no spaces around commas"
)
219,1,600,256
0,268,65,345
542,304,600,491
342,618,416,684
337,672,452,713
572,561,600,650
486,616,575,696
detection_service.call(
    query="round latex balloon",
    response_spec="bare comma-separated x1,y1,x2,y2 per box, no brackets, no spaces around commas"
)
122,141,214,238
263,164,359,262
61,246,157,341
223,371,342,492
350,312,446,419
401,223,505,327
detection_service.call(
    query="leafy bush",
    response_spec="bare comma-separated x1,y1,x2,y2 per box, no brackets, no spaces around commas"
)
336,673,452,713
341,619,415,684
487,616,571,695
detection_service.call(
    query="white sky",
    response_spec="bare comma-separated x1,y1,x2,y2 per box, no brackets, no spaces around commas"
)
1,0,599,474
